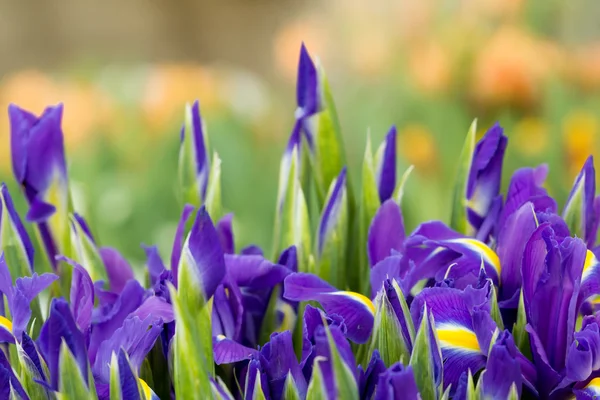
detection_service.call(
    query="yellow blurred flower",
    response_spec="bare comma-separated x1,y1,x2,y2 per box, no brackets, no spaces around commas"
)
141,64,221,133
514,117,549,156
471,26,559,108
408,40,451,95
562,111,598,177
399,124,438,173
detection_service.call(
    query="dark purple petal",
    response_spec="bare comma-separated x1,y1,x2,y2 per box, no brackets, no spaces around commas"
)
0,348,28,399
21,332,47,381
225,254,291,290
217,213,235,254
38,298,88,390
67,257,94,333
466,123,507,235
241,245,264,256
185,206,226,300
93,315,163,383
565,317,600,383
318,168,347,255
100,247,134,294
296,44,319,119
117,348,141,400
170,203,195,283
260,331,307,399
376,126,397,203
244,358,270,400
374,363,420,400
482,330,522,399
367,199,405,267
359,350,386,400
88,280,146,363
525,324,562,396
9,104,67,196
522,224,587,372
142,245,167,286
212,281,243,341
277,246,298,273
187,100,210,201
0,184,34,269
496,201,537,307
284,273,374,343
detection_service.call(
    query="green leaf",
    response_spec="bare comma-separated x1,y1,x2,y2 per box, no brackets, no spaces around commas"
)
16,342,52,400
410,306,442,400
508,383,519,400
178,102,209,208
305,358,327,400
272,146,312,273
466,370,479,400
315,175,348,288
324,323,359,400
205,152,222,222
309,63,346,207
356,134,380,295
109,353,123,400
365,282,412,367
250,371,267,400
450,119,477,236
283,372,301,400
512,290,531,359
393,165,415,207
489,283,504,331
259,285,281,345
212,376,234,400
69,214,107,283
440,385,452,400
169,267,214,399
58,341,96,400
0,194,32,281
562,172,585,239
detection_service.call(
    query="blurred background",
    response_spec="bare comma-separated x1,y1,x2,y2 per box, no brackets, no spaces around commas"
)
1,0,600,269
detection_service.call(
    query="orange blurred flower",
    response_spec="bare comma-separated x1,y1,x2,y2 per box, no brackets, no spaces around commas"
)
408,40,452,95
570,44,600,90
471,26,559,108
141,64,221,133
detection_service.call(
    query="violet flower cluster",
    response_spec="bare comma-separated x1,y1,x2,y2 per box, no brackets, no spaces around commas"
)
1,45,600,400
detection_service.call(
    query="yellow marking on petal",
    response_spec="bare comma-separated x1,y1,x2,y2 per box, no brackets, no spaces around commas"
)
436,324,481,352
450,238,501,275
582,250,599,281
216,334,226,341
0,316,12,332
224,287,230,299
139,378,153,399
585,377,600,394
333,291,376,314
277,301,296,333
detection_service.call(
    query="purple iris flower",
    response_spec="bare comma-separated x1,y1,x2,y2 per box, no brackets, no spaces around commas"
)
9,103,70,269
373,362,420,400
0,254,57,343
522,223,588,395
358,350,386,400
284,273,375,344
466,123,508,240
